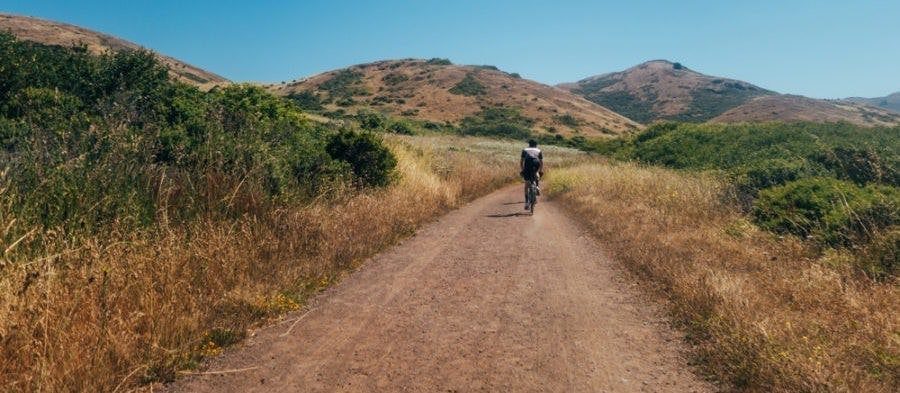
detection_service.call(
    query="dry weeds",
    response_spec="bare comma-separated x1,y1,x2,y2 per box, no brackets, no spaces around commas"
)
546,163,898,392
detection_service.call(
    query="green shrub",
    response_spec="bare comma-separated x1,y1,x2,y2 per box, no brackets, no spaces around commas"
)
426,58,452,65
355,111,387,130
753,178,899,246
449,73,486,96
388,121,415,135
813,147,899,186
286,91,323,110
731,158,821,199
381,72,408,86
459,107,533,139
320,69,367,98
626,122,900,181
0,34,399,236
326,131,397,187
553,113,581,128
856,229,899,280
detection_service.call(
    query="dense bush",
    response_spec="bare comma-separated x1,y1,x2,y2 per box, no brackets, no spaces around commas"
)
381,72,408,86
625,122,899,189
600,121,900,272
320,69,367,99
426,58,452,65
753,178,899,246
388,120,415,135
355,110,388,130
812,146,898,186
286,90,323,110
326,131,396,187
459,107,533,139
553,113,581,128
448,73,486,96
0,33,395,236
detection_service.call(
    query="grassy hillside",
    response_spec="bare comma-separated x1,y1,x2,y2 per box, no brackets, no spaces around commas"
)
271,59,642,138
561,60,773,123
714,95,900,126
546,115,898,393
547,162,898,391
0,13,228,89
845,92,900,113
563,60,898,127
602,122,899,278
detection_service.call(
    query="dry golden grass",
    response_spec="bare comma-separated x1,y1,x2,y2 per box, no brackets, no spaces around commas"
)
0,135,582,391
546,163,899,392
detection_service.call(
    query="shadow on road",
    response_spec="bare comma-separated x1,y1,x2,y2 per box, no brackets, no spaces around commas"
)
486,212,532,218
501,201,524,205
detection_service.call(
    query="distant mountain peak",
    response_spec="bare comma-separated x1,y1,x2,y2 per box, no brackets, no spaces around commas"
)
561,60,771,123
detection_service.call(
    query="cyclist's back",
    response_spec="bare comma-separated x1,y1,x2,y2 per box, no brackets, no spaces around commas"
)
521,140,543,210
521,141,542,181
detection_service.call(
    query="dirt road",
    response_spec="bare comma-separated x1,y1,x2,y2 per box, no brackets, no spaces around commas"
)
171,186,714,392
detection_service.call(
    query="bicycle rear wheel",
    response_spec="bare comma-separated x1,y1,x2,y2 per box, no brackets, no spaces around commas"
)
527,181,537,215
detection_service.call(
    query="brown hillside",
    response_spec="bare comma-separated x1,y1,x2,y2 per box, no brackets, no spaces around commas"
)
560,60,773,123
0,13,228,89
712,95,900,126
844,91,900,113
272,59,642,137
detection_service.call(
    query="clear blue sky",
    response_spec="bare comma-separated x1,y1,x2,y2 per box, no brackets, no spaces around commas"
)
2,0,898,98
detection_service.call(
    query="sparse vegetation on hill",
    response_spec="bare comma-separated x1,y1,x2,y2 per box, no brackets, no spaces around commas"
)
286,90,324,110
459,106,533,139
563,60,771,123
713,95,900,126
426,57,452,65
275,59,642,138
320,69,369,101
449,72,487,96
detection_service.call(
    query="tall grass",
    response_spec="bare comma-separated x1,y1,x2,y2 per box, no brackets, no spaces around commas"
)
546,163,898,392
0,135,583,391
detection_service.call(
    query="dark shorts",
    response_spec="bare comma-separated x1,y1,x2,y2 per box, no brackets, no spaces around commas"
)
521,170,539,182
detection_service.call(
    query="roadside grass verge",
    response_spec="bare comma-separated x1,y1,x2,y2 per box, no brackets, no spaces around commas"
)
546,162,898,392
0,135,582,391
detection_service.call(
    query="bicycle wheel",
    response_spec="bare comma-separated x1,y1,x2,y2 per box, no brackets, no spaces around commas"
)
528,182,537,214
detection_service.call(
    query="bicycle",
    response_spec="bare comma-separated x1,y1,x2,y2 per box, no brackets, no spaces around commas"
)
525,178,539,215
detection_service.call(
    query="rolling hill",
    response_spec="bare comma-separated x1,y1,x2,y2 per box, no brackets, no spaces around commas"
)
559,60,774,123
711,95,900,126
844,92,900,113
271,59,642,138
562,60,900,126
0,13,228,89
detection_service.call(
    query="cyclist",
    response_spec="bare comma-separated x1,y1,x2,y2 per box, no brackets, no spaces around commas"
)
520,139,543,210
